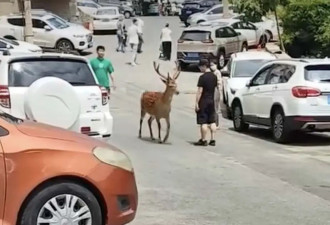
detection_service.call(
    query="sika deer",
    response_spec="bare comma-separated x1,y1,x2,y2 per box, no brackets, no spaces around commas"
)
138,61,181,143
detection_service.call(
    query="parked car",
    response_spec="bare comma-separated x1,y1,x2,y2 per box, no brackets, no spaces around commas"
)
187,4,238,26
231,58,330,143
180,0,219,26
0,13,93,52
93,6,121,31
148,2,159,15
202,19,267,47
0,37,42,54
0,112,137,225
220,51,277,119
94,0,135,18
177,23,248,69
0,53,113,140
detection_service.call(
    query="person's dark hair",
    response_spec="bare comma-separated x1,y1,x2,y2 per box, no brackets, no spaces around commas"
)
97,45,105,51
199,59,209,68
165,23,169,27
133,18,138,24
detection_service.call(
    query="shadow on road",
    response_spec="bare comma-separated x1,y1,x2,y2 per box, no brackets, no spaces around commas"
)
94,30,117,35
228,127,330,147
138,136,173,145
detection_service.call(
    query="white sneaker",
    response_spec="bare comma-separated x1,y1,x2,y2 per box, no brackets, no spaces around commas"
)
131,62,137,66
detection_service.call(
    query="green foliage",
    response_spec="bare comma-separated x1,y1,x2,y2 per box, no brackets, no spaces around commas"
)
281,0,330,57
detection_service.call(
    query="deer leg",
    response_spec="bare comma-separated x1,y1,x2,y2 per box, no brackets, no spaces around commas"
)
163,117,170,143
156,118,162,143
148,116,155,140
139,109,146,138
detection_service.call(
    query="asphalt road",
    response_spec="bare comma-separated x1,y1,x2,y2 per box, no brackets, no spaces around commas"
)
88,16,330,225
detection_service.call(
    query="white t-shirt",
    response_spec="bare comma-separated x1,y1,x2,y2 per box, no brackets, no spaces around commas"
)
137,18,144,33
161,27,172,42
127,24,139,44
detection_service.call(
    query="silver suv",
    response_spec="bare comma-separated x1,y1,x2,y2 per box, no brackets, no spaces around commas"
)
177,23,248,69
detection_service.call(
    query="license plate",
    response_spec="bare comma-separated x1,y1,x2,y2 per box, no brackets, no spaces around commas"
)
328,95,330,104
187,52,199,57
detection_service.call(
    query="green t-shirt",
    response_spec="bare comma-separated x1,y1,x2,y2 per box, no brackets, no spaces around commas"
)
90,57,114,88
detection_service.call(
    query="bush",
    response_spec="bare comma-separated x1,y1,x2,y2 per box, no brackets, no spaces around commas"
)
281,0,330,57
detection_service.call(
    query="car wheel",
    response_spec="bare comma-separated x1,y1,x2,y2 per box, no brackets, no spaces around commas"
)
272,109,291,143
217,51,226,69
56,39,74,53
19,182,102,225
241,42,248,52
124,11,131,19
233,102,249,132
265,30,273,42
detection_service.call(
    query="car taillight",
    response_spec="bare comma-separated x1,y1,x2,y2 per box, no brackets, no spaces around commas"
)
81,126,91,134
202,39,214,43
0,85,11,108
292,86,321,98
99,86,109,105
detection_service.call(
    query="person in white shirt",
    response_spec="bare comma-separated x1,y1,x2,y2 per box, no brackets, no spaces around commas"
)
160,23,172,61
127,19,140,66
210,61,222,129
136,18,144,53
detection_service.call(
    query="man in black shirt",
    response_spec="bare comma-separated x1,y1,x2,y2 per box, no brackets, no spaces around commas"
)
194,59,218,146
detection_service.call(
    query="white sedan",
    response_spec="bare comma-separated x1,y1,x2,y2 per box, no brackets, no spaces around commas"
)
202,19,267,47
0,37,42,54
93,7,121,31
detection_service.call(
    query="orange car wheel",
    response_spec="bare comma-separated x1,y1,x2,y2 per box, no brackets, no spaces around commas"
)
18,182,102,225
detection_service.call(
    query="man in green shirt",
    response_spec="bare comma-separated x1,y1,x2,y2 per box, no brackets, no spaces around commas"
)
90,46,115,93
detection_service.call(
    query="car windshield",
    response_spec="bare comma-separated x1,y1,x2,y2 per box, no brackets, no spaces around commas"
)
0,37,19,46
8,59,97,87
180,30,211,41
97,8,117,15
305,65,330,82
233,60,271,77
47,17,69,29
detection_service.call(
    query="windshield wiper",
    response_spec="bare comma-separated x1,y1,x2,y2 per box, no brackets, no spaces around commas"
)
319,79,330,82
68,82,87,85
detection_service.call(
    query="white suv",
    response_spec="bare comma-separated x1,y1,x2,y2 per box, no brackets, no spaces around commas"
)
232,59,330,143
221,51,277,118
0,13,93,52
0,53,113,140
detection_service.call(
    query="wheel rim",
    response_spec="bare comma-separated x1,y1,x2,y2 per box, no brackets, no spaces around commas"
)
37,194,92,225
58,41,72,52
219,54,225,68
274,114,284,139
234,106,242,128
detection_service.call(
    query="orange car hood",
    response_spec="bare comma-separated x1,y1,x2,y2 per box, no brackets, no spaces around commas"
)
16,121,107,147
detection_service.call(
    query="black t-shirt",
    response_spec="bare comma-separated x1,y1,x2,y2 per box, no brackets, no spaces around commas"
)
197,72,218,100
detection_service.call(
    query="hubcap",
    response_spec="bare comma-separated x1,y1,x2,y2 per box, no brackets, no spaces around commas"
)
37,194,92,225
234,106,241,128
219,55,225,68
58,41,72,52
274,114,284,139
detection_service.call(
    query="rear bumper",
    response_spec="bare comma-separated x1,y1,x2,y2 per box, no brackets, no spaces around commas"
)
177,52,217,64
286,116,330,132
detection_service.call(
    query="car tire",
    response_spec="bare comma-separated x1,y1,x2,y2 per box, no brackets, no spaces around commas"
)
241,42,248,52
179,61,188,70
18,182,102,225
272,109,291,143
184,22,190,27
217,50,226,69
232,102,249,132
265,30,273,42
124,11,131,19
56,39,74,53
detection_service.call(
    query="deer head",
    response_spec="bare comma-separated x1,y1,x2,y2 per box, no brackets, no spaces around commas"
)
153,61,181,94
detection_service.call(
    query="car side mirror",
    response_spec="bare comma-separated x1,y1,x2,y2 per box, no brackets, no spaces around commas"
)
246,80,251,87
44,25,52,31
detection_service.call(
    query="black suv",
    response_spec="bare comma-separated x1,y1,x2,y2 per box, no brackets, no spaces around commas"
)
180,0,220,26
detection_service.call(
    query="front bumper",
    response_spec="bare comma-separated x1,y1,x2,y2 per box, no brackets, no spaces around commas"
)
286,116,330,132
177,51,217,64
73,35,94,50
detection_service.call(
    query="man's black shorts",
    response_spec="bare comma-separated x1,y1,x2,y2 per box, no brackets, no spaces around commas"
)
197,98,216,125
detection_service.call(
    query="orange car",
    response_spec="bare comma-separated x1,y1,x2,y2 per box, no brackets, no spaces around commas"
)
0,113,137,225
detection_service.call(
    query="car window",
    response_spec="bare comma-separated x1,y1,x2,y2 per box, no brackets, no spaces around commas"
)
223,27,237,37
180,31,211,41
8,59,97,87
209,6,222,14
251,66,272,86
232,22,241,29
0,41,7,49
47,17,69,29
266,64,295,84
305,64,330,83
32,19,47,29
7,18,25,26
241,22,256,30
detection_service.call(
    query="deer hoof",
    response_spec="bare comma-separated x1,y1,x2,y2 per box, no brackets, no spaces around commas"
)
158,140,163,144
151,137,155,141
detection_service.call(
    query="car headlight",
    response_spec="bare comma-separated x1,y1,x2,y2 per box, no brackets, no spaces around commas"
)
93,147,133,172
73,34,85,38
230,88,237,95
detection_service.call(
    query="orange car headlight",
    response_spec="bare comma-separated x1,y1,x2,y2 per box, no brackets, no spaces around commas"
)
93,147,133,172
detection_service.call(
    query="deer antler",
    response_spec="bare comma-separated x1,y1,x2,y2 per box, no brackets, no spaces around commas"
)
173,61,181,80
153,61,167,81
